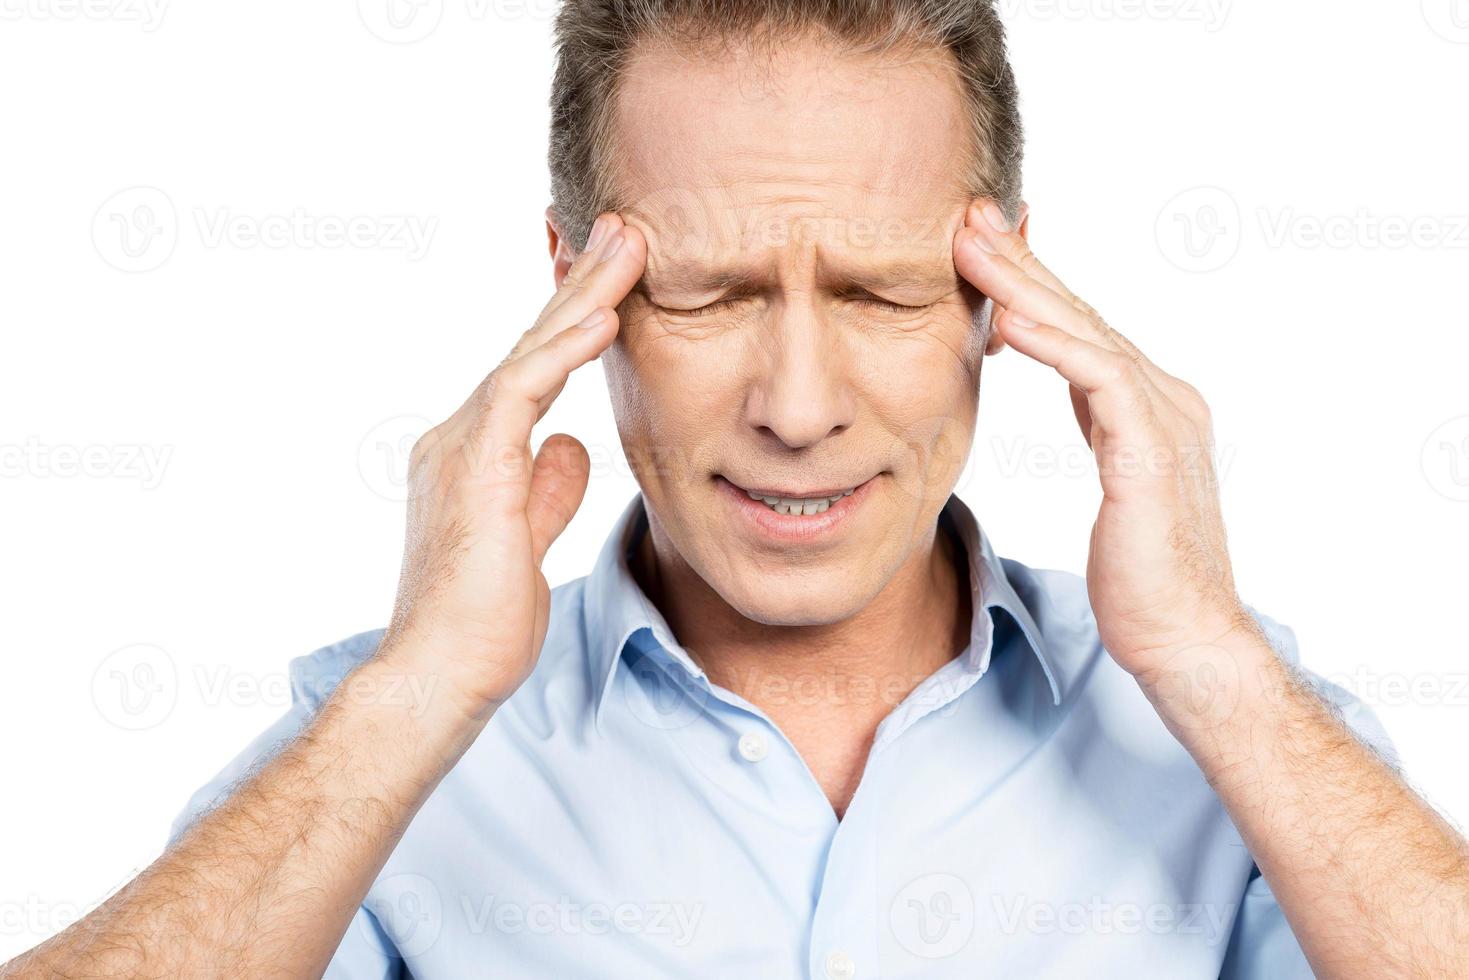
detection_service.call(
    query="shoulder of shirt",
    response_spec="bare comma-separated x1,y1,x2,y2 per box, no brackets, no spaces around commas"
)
997,554,1396,764
284,578,595,712
995,554,1305,693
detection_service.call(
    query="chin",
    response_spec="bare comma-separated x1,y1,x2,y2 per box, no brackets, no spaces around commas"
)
714,564,875,628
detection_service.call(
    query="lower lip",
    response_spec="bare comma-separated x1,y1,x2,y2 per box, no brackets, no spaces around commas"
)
716,475,876,543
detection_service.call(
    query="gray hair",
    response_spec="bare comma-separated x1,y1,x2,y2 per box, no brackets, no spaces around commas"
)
547,0,1024,253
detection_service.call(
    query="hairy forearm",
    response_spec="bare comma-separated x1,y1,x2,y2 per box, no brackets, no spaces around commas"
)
2,651,481,980
1141,630,1469,978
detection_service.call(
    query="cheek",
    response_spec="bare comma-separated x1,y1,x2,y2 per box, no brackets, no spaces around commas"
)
606,319,740,487
851,308,982,406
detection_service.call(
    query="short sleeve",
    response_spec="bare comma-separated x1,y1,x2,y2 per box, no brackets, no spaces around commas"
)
1219,608,1400,978
167,630,400,979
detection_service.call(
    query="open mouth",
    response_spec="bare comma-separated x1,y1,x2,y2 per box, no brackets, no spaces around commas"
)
738,486,857,516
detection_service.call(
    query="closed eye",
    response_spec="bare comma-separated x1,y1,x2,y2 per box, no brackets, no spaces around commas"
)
661,298,748,318
845,294,932,314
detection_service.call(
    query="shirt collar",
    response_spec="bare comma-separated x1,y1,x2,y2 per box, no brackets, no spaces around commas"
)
582,493,1062,730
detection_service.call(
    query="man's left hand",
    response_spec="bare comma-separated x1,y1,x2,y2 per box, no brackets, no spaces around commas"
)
952,200,1260,684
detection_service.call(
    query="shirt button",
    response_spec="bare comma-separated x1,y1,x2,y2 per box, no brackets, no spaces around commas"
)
736,732,768,763
824,951,856,980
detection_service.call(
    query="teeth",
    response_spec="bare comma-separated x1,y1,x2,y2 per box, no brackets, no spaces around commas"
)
743,486,857,515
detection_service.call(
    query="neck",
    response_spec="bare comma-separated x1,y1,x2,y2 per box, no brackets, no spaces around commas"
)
631,505,972,730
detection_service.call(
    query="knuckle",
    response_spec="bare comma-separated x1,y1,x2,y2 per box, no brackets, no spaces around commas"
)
1098,351,1134,385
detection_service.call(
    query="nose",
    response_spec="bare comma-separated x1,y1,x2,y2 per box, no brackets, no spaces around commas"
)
741,305,856,450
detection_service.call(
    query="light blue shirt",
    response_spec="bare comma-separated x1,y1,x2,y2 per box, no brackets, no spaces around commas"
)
172,493,1394,978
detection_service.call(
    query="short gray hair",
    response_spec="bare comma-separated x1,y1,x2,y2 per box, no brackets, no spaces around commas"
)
547,0,1024,252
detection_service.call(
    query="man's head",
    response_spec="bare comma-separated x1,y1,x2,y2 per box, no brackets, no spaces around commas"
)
545,0,1027,627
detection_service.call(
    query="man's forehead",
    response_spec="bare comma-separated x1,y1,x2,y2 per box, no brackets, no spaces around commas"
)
610,34,974,226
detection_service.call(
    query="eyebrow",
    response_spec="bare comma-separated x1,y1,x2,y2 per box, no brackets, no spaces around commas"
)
636,254,959,305
636,264,770,304
823,255,959,294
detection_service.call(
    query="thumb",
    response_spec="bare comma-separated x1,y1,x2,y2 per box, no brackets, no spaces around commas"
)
527,433,591,566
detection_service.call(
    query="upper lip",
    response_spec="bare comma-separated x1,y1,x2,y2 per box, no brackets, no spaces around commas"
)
722,475,869,499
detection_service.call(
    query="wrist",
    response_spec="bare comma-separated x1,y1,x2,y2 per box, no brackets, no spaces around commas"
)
1134,613,1287,743
326,645,501,778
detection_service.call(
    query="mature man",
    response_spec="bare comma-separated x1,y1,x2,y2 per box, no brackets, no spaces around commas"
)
7,1,1467,977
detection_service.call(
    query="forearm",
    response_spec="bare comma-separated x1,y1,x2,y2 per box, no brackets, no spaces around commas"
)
1141,628,1469,978
3,650,482,979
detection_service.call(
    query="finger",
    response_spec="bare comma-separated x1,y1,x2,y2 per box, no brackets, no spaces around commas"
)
527,433,591,566
957,212,1191,404
462,307,619,484
955,228,1112,346
516,217,646,357
964,201,1189,387
993,307,1161,441
966,201,1076,304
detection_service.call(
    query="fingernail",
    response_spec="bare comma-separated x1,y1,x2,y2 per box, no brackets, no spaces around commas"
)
982,203,1011,234
1009,312,1039,329
577,309,608,330
585,216,610,252
597,231,625,265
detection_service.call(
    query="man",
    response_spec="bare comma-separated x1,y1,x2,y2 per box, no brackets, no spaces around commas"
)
6,1,1467,977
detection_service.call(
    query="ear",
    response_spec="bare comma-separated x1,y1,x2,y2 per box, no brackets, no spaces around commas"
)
983,200,1032,356
546,206,578,289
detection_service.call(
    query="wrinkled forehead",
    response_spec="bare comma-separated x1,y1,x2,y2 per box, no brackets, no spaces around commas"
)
609,34,975,286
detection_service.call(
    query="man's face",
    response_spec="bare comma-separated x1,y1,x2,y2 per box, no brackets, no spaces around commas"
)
600,35,991,626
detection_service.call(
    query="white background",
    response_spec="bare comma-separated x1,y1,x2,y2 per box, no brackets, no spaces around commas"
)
2,0,1467,958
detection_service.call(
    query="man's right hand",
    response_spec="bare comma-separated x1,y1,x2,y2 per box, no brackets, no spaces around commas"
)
0,214,647,980
379,213,647,721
